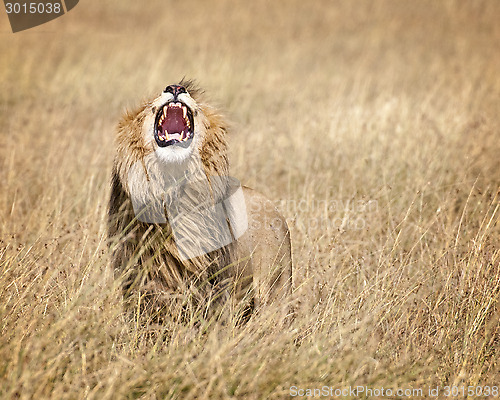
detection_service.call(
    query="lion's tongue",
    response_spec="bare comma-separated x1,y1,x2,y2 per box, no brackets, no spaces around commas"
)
162,107,186,135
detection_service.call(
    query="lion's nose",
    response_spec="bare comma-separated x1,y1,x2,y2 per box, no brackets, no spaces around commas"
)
164,84,187,100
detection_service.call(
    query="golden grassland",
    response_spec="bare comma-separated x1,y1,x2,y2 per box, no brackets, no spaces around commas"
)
0,1,499,398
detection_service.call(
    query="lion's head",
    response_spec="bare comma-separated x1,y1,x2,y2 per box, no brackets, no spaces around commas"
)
114,80,229,197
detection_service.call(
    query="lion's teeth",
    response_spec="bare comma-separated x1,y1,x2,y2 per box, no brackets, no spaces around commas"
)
182,106,187,119
163,107,168,117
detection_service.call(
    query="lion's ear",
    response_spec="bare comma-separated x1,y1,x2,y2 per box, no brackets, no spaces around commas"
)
117,105,144,135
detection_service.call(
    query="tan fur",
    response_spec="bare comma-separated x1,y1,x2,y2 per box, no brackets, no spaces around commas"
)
108,81,292,319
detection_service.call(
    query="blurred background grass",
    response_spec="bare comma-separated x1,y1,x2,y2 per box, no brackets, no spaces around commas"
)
0,1,499,398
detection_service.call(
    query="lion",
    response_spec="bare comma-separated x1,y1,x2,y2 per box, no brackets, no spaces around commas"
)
108,80,292,321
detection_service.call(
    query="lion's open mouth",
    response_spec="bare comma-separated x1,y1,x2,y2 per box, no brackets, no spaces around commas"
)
154,102,194,148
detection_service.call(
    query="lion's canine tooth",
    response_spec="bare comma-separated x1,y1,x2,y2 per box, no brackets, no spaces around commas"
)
163,107,168,118
182,106,187,119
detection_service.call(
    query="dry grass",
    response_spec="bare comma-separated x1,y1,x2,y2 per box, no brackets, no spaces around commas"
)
1,0,499,398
